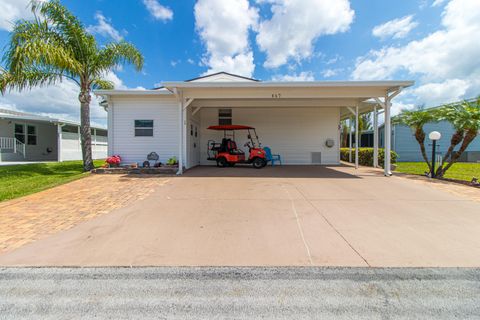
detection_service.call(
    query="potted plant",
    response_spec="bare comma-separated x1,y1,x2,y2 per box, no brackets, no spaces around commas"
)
165,156,178,167
106,155,122,168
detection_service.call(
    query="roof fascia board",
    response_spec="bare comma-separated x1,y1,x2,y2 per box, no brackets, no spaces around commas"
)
94,90,174,96
163,81,414,89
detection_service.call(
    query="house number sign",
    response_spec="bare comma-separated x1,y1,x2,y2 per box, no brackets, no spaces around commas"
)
272,93,282,99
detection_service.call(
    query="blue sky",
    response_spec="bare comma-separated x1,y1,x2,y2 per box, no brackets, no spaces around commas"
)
0,0,479,125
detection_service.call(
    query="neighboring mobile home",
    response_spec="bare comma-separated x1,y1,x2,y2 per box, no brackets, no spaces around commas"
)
380,121,480,163
0,108,107,162
96,72,413,175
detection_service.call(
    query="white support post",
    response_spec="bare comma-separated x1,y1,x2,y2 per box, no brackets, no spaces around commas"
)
182,99,188,170
57,124,63,162
177,90,184,175
384,95,392,176
355,105,359,169
349,117,353,163
373,105,379,168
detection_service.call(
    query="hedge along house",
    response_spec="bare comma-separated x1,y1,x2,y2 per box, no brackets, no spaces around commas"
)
0,108,108,162
96,72,413,176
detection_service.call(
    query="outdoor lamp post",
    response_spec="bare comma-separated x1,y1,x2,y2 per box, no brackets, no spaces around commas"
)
429,131,442,178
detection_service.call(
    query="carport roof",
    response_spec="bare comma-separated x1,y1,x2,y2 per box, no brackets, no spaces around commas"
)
162,80,414,91
96,80,414,96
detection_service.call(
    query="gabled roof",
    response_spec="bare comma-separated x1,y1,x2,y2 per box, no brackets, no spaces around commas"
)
0,108,107,130
186,72,259,82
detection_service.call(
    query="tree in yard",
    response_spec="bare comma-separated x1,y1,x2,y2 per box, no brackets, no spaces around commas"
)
0,0,143,171
435,98,480,177
358,112,372,132
394,108,439,171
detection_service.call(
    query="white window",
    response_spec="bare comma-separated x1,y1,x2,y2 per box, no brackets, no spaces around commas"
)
218,109,232,125
14,124,37,145
135,120,154,137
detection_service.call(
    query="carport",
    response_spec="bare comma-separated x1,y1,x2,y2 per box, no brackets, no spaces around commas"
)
163,79,414,176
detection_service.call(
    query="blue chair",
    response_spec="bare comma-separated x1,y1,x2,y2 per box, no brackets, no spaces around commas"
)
264,146,282,166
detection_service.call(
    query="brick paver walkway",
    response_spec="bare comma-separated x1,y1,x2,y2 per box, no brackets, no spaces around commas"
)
0,175,168,254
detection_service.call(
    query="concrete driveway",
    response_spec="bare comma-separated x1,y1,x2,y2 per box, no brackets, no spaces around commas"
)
1,165,480,267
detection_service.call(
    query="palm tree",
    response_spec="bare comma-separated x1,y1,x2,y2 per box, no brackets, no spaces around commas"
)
435,98,480,177
394,108,439,171
0,0,143,171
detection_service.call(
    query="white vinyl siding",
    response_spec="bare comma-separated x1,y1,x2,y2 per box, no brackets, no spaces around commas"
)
110,96,179,164
199,107,340,165
60,129,107,161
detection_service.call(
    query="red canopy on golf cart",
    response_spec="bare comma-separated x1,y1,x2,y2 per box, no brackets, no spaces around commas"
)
207,125,255,131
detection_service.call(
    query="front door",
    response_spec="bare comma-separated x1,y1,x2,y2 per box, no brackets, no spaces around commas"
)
188,120,200,167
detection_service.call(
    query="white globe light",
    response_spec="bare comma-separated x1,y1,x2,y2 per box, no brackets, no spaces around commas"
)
429,131,442,141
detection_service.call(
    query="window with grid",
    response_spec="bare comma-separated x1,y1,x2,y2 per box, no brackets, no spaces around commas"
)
27,125,37,145
134,120,154,137
14,124,36,145
218,109,232,125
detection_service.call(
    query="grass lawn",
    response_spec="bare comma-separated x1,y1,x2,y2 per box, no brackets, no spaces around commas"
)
0,160,104,202
395,162,480,182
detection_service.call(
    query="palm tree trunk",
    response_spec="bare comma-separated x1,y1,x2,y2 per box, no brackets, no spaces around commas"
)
414,129,431,171
436,130,464,176
438,130,476,176
79,87,94,171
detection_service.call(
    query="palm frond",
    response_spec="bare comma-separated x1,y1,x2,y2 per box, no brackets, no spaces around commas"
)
90,78,114,90
94,41,144,74
393,109,438,129
437,99,480,132
4,17,81,75
0,66,67,93
31,0,96,64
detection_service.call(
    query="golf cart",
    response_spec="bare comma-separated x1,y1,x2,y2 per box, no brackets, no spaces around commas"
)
207,125,268,169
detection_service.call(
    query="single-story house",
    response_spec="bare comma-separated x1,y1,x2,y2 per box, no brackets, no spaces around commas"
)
95,72,413,176
0,108,108,162
379,120,480,163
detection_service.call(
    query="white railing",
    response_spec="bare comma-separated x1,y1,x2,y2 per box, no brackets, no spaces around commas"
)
0,137,26,157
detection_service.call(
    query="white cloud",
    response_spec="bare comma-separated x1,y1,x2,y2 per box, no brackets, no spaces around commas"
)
391,101,415,116
194,0,258,77
372,15,418,40
0,72,128,127
322,69,341,78
0,81,107,127
142,0,173,21
86,12,123,41
411,79,469,106
271,71,315,81
432,0,447,7
256,0,354,68
0,0,35,31
352,0,480,105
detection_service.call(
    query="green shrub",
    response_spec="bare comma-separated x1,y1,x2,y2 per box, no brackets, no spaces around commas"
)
340,148,397,167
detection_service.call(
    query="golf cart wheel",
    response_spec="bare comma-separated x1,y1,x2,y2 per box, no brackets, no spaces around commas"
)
252,157,266,169
216,157,228,167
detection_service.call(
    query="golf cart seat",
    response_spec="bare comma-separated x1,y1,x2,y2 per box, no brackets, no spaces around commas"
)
227,140,245,155
221,138,244,155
